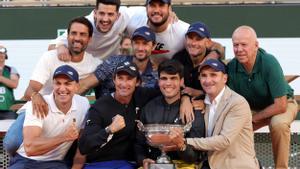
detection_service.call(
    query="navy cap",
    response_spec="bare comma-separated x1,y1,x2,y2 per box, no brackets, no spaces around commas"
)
186,22,211,38
132,26,156,42
53,65,79,82
114,61,140,78
146,0,171,4
199,59,226,74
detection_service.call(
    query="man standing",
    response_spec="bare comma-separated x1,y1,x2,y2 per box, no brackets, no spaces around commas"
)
135,60,205,168
24,16,100,100
168,59,259,169
49,0,134,60
173,21,224,97
127,0,224,67
0,45,20,119
78,26,158,97
9,65,90,169
227,25,298,169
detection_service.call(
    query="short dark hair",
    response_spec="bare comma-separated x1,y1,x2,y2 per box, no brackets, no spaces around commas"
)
96,0,121,11
158,59,184,79
67,16,93,37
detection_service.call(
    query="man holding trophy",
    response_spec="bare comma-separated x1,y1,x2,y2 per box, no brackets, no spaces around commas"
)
135,59,205,169
167,59,259,169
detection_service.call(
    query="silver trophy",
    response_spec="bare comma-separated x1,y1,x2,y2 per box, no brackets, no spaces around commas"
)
136,120,192,169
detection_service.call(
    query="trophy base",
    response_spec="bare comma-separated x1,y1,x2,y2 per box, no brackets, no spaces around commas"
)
149,163,175,169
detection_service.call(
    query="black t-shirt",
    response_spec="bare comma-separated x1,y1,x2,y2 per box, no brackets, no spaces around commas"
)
79,87,160,162
173,49,203,91
135,96,205,166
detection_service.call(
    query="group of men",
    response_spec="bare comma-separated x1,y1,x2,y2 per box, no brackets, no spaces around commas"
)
2,0,298,169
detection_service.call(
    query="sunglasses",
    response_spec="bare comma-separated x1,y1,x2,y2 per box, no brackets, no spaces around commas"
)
0,47,7,54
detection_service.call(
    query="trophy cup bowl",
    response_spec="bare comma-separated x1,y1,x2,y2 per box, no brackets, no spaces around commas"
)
136,121,192,169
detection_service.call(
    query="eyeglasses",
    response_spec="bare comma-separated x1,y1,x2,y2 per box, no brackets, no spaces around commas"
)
0,48,7,54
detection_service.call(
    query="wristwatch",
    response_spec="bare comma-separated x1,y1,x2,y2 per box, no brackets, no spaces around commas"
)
180,139,187,151
105,126,112,134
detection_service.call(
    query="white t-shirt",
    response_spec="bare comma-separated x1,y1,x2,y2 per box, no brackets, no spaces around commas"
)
49,7,143,60
31,50,101,95
126,13,190,64
17,94,90,161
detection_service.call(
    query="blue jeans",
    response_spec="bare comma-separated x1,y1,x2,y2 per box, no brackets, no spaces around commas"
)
9,153,68,169
3,111,25,156
84,160,136,169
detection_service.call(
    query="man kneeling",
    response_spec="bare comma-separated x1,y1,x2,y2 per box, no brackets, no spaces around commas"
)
9,65,90,169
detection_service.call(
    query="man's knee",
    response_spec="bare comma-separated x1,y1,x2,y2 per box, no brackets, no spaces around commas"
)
269,121,290,137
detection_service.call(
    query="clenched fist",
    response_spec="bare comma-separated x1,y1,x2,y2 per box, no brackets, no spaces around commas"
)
108,114,126,134
63,120,79,141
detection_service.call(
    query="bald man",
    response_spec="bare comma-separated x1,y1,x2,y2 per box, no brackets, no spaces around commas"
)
227,25,298,169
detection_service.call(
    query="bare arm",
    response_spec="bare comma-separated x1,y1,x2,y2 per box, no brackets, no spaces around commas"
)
23,80,43,101
71,148,86,169
206,41,225,60
23,80,49,118
48,44,56,51
23,123,78,156
78,74,100,95
252,95,287,123
0,73,19,89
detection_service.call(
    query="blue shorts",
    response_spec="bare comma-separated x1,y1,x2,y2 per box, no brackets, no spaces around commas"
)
9,153,68,169
84,160,136,169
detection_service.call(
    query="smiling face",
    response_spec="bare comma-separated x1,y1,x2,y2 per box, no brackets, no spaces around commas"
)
159,72,183,104
146,0,170,27
185,32,209,64
53,75,79,107
199,67,227,101
67,22,91,55
113,72,139,101
132,36,155,62
232,26,258,66
94,3,119,33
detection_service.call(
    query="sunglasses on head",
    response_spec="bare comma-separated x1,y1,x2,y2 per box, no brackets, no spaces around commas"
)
0,47,7,54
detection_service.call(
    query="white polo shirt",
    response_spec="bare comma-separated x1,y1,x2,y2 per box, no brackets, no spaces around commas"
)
30,50,101,95
17,93,90,161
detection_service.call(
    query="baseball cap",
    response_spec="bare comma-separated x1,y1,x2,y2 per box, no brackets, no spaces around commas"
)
131,26,156,42
186,22,211,38
146,0,171,4
199,59,226,74
114,61,140,78
53,65,79,82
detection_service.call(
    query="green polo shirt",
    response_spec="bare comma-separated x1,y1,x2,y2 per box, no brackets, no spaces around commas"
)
227,48,294,111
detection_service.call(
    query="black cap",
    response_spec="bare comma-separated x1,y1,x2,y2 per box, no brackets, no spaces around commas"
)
146,0,171,4
114,61,140,78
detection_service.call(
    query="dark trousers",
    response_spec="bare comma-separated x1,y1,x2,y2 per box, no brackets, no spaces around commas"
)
9,154,69,169
201,160,210,169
